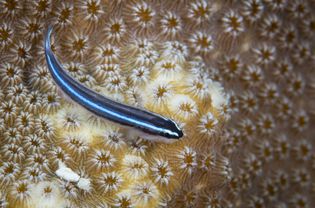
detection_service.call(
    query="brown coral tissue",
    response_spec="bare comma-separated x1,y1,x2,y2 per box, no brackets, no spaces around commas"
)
0,0,315,207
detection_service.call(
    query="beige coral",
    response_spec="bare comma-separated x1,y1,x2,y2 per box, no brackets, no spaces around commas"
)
0,0,315,208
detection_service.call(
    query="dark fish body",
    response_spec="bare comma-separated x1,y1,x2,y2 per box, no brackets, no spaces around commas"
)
45,26,183,141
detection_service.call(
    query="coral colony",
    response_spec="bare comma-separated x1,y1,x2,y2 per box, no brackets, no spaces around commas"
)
0,0,314,208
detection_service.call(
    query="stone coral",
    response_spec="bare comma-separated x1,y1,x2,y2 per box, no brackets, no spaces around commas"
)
0,0,314,208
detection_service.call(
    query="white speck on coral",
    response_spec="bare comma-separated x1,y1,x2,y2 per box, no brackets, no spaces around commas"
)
56,161,80,183
56,161,91,191
77,178,91,191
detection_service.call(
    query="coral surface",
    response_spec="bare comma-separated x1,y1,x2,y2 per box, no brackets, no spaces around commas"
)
0,0,314,208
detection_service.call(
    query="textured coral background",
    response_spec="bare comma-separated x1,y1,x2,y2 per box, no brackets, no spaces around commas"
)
0,0,314,208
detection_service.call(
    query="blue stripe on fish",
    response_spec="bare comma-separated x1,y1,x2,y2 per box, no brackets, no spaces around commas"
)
44,26,183,141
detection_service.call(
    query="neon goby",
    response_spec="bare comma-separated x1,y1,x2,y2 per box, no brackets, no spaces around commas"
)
44,26,183,141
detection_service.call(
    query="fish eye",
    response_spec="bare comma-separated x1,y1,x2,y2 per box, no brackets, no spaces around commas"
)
164,132,171,138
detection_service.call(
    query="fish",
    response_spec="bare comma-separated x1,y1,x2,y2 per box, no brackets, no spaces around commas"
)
44,26,183,142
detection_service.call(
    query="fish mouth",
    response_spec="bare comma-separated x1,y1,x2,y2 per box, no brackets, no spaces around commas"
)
177,129,184,138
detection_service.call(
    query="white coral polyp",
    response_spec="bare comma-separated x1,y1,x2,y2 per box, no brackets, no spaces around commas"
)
29,181,68,208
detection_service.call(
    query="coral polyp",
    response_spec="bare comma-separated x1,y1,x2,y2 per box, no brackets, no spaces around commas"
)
0,0,314,207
